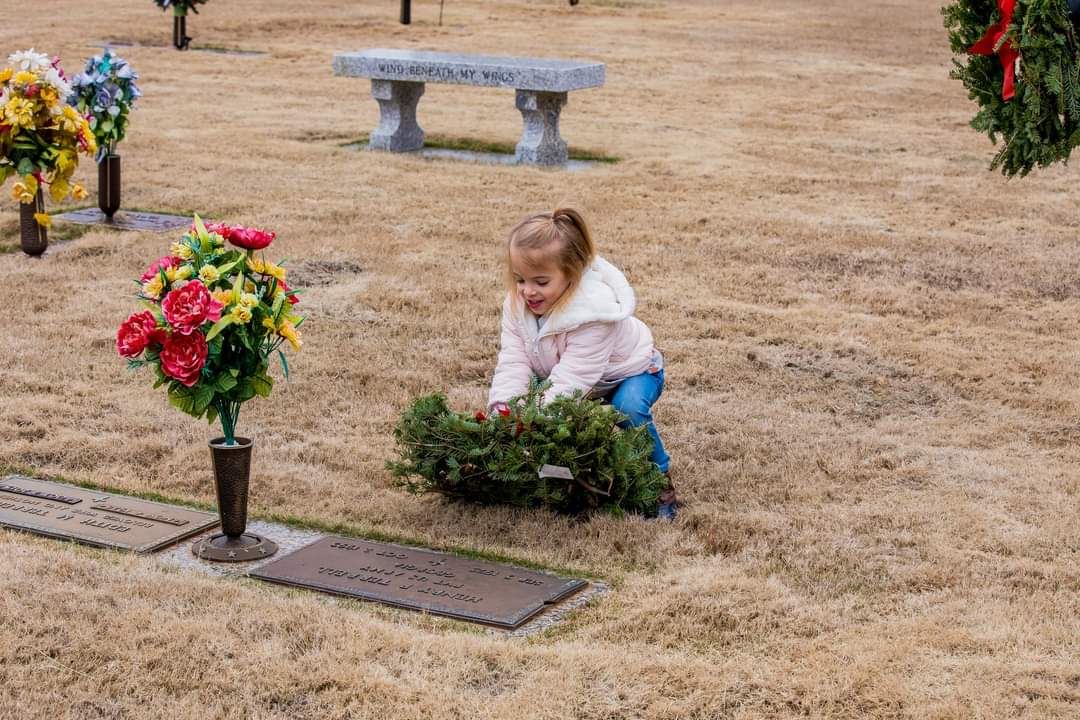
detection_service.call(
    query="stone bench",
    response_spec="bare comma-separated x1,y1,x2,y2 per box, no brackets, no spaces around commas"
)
332,49,605,166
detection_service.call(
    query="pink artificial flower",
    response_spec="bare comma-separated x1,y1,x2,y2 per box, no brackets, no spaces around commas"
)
141,255,182,283
161,281,223,335
159,332,208,387
116,311,163,359
51,56,67,80
202,221,229,236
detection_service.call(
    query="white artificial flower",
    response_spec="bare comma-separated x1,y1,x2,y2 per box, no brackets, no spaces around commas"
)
8,49,50,72
43,67,71,97
107,104,120,117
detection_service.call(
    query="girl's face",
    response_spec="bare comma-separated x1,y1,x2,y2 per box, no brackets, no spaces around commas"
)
510,245,571,316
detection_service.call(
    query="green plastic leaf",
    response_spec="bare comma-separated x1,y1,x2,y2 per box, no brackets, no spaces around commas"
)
250,374,273,398
277,349,290,380
205,315,235,342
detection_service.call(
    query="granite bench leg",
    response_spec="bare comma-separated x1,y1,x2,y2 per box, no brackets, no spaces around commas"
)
369,80,425,152
514,90,568,166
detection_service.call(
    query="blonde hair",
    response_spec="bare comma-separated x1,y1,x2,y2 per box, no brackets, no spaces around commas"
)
504,208,596,315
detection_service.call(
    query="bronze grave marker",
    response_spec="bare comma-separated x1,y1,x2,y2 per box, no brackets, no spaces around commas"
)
0,475,218,553
250,536,589,628
53,208,192,232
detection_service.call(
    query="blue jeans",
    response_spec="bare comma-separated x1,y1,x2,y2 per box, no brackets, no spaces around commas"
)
605,369,670,473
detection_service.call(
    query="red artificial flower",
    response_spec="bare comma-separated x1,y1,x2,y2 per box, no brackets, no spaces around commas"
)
140,255,182,283
159,332,208,387
116,310,163,359
474,410,487,422
161,281,223,335
202,222,276,251
515,421,526,437
278,278,299,305
228,226,276,251
25,85,39,98
497,406,511,418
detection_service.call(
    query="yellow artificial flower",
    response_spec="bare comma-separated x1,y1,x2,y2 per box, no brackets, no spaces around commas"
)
199,265,221,284
55,149,76,176
143,276,164,300
49,177,70,204
212,289,233,306
71,184,88,201
165,265,193,283
246,256,286,282
170,242,195,260
239,292,259,308
12,71,34,86
33,213,51,228
229,306,253,324
278,321,302,351
39,87,58,108
81,124,97,154
262,317,301,351
244,280,256,294
0,68,12,83
5,97,35,129
10,182,33,203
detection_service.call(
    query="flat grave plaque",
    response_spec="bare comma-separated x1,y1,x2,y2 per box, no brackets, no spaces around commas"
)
250,536,589,629
53,208,192,232
0,475,218,553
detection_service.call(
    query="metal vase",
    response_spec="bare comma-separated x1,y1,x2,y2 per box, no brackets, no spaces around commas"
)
210,436,253,537
98,154,121,220
18,189,47,256
192,437,278,562
173,12,190,50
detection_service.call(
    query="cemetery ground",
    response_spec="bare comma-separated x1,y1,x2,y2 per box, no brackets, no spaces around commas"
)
2,0,1079,717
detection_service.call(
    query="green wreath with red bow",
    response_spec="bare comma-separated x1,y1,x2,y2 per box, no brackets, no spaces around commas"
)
944,0,1080,176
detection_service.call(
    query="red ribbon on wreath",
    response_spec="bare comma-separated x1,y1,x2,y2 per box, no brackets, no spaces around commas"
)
968,0,1019,101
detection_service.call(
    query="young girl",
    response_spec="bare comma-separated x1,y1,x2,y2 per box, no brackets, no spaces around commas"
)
488,208,678,519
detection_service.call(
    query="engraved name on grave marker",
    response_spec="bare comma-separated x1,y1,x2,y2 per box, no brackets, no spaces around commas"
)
251,536,589,629
0,475,219,552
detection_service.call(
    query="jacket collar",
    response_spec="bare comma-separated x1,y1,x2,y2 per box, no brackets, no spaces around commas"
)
518,256,636,338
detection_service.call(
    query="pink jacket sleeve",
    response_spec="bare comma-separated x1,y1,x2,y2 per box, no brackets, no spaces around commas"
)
488,297,533,407
543,321,619,403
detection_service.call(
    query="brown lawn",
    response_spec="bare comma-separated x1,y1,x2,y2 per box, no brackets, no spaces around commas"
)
1,0,1079,717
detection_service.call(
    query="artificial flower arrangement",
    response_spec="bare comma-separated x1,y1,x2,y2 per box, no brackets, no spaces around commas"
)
154,0,207,15
388,379,668,516
68,49,140,161
117,217,304,445
0,49,96,227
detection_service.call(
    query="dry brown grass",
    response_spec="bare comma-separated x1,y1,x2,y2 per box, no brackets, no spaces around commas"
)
2,0,1080,717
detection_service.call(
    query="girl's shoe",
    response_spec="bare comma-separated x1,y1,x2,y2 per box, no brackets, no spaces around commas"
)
656,480,678,521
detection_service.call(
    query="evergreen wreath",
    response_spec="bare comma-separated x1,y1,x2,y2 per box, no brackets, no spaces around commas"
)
943,0,1080,176
387,380,668,516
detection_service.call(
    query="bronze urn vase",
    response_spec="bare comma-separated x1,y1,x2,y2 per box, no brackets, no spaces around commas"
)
191,437,278,562
98,154,121,220
19,189,47,256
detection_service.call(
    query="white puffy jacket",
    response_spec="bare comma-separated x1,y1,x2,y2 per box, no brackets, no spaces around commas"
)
488,256,656,406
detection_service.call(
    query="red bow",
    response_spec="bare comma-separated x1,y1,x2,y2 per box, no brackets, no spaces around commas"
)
968,0,1019,101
